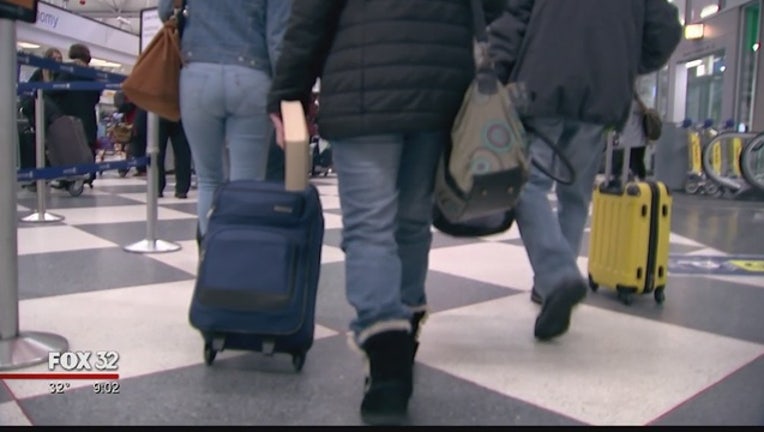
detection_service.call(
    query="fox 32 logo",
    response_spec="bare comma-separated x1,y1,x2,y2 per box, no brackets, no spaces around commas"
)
48,351,120,372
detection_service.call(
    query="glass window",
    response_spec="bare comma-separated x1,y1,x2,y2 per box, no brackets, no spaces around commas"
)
736,2,760,129
723,0,755,10
684,52,726,123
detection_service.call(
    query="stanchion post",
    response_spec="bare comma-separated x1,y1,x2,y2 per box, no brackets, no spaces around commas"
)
0,18,68,371
124,113,181,254
20,89,63,223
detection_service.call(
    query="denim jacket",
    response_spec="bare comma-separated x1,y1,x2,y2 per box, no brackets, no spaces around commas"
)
158,0,292,76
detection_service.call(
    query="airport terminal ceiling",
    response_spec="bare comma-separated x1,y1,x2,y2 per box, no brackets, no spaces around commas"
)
41,0,157,34
16,1,159,77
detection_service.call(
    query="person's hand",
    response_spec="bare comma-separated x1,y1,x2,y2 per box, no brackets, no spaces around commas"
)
270,113,285,149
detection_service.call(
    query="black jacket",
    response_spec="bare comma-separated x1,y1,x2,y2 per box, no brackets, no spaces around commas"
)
488,0,682,129
49,66,103,145
267,0,505,140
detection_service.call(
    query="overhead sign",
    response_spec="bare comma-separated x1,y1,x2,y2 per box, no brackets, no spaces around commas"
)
0,0,38,23
139,8,161,53
668,255,764,276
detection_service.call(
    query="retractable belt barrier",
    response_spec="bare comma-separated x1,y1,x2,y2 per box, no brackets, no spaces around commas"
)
15,52,181,254
15,80,149,184
17,157,149,182
17,52,126,83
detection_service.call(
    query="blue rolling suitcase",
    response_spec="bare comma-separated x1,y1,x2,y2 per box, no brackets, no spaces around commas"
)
190,102,324,372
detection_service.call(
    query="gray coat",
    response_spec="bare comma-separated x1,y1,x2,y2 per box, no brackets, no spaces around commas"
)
488,0,682,130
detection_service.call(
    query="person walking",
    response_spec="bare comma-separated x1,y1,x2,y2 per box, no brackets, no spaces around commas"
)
488,0,682,340
267,0,505,424
158,0,293,245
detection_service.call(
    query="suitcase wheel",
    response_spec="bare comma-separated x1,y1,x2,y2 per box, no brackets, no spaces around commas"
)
203,343,217,366
67,181,84,197
587,274,599,293
654,286,666,304
616,286,636,306
703,182,721,197
291,352,306,372
684,180,701,195
118,169,128,178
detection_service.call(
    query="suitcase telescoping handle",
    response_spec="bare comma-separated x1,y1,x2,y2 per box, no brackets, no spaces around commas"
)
281,101,311,192
603,130,631,189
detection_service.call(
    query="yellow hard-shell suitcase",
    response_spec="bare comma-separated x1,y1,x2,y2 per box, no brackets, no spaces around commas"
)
587,133,672,305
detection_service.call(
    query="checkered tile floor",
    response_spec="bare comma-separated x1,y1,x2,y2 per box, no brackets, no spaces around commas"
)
2,172,763,426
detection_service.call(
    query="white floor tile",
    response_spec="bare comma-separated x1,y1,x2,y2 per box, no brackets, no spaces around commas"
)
321,245,345,264
148,242,345,275
686,247,729,256
417,295,764,426
146,240,198,276
318,195,341,211
314,185,339,197
17,226,117,256
428,243,535,291
119,192,198,204
707,275,764,289
0,401,32,426
52,205,195,225
93,177,148,187
669,233,706,248
323,213,343,230
7,280,338,399
479,223,521,242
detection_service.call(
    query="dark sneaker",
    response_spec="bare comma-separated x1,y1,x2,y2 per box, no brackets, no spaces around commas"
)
534,278,587,341
360,330,413,426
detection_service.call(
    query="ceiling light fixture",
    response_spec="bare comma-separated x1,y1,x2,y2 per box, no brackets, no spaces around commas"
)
17,42,41,49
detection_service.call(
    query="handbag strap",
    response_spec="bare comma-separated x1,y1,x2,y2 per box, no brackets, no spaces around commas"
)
470,0,498,92
470,0,489,43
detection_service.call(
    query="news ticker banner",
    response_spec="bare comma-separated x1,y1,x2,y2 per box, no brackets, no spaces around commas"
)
0,350,121,396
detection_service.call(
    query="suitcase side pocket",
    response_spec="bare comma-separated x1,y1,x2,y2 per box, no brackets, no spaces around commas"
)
196,227,300,315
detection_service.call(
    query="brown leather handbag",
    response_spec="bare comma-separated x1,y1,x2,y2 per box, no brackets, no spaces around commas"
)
121,1,186,121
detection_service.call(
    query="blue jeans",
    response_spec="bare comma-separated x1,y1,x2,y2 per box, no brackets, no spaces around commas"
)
332,132,445,345
179,62,272,235
514,118,606,296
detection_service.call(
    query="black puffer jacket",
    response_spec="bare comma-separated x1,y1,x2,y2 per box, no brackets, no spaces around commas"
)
267,0,505,140
488,0,682,129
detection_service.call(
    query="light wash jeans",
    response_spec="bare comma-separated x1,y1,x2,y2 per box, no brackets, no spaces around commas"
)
179,62,272,235
332,132,445,345
514,118,606,297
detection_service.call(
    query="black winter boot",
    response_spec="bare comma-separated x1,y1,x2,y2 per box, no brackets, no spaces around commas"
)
360,330,413,426
410,311,427,364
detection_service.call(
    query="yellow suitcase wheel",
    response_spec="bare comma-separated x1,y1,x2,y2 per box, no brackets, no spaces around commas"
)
654,286,666,304
616,286,636,306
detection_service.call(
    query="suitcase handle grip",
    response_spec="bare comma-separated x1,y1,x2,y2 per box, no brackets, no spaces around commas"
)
281,101,310,192
604,131,632,189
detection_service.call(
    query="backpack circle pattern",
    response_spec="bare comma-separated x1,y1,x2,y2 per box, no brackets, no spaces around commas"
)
484,121,514,153
471,149,504,175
